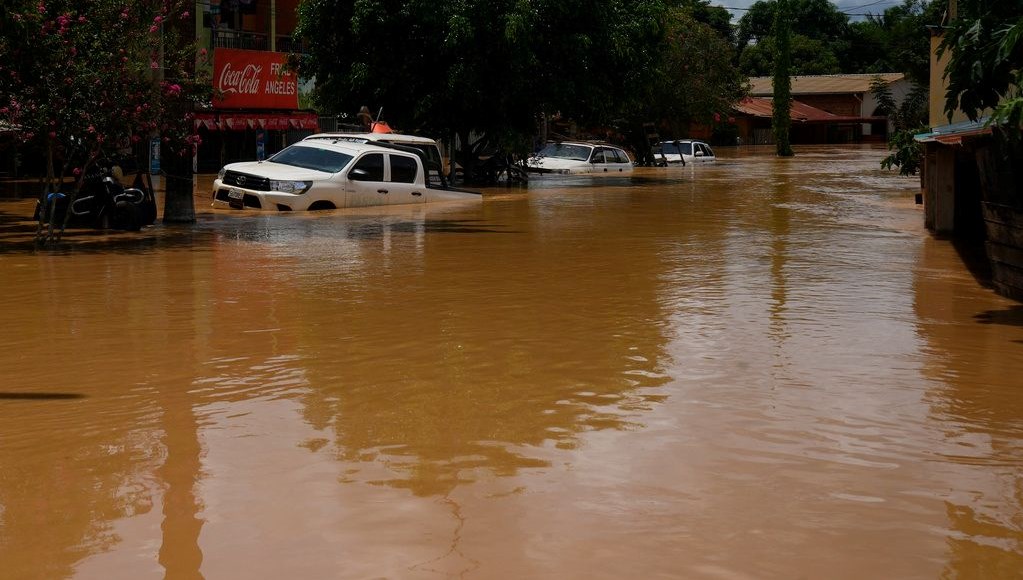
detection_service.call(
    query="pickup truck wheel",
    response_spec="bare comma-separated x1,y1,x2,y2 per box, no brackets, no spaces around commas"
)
307,201,336,211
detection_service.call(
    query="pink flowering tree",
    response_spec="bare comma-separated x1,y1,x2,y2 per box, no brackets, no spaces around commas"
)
0,0,209,241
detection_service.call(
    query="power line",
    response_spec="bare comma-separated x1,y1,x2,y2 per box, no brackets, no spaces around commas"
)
716,1,906,17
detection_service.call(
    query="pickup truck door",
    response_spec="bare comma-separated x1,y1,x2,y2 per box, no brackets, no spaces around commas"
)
383,153,426,205
346,153,389,207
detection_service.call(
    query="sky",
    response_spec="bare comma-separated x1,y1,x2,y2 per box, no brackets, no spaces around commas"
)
708,0,910,21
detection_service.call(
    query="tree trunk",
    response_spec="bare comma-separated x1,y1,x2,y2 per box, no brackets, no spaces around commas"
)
772,0,794,157
162,149,195,224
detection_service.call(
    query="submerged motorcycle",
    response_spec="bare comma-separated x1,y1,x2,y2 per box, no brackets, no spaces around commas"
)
35,163,158,232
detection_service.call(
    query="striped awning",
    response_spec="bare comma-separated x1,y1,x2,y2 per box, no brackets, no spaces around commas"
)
193,112,319,131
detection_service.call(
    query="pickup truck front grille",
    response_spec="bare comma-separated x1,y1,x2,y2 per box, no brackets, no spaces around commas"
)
223,170,271,191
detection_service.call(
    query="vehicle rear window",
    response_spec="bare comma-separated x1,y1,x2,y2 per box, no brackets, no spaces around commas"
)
268,145,353,173
390,155,418,183
661,142,693,156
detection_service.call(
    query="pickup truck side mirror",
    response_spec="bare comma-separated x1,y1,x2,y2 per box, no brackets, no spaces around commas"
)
695,151,704,157
349,168,370,181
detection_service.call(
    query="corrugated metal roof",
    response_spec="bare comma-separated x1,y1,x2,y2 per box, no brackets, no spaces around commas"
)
734,97,867,122
749,73,905,96
914,118,992,145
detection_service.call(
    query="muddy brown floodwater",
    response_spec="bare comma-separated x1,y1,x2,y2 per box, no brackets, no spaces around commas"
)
1,145,1022,579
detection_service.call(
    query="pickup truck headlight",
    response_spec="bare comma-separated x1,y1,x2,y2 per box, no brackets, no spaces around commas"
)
270,180,312,194
217,168,226,181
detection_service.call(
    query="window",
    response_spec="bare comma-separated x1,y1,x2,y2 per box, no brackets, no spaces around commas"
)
609,148,628,163
537,143,592,161
590,148,607,163
390,155,418,183
350,153,384,181
268,145,353,173
701,143,714,157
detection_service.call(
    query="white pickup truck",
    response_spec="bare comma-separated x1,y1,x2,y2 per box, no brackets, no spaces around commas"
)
212,136,479,211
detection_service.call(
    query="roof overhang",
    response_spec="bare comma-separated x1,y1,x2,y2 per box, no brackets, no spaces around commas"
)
914,118,992,145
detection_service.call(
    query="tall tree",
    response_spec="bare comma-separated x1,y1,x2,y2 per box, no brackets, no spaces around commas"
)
0,0,208,236
736,0,849,76
845,0,945,86
295,0,667,180
772,0,794,156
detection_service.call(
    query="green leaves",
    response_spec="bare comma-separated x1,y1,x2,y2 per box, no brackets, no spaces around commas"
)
940,2,1023,127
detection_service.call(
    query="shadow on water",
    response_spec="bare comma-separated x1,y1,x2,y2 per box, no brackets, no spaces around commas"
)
975,304,1023,328
0,225,220,256
0,392,86,400
949,237,994,290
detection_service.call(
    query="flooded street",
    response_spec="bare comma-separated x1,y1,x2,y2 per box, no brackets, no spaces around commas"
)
2,145,1022,579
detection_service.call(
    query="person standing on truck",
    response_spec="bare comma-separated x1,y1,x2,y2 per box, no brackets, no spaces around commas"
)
357,106,373,131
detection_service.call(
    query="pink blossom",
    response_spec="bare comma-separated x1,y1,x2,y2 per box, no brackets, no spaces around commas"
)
166,83,182,95
149,25,158,33
78,15,85,23
73,167,81,176
131,134,140,143
37,2,46,14
714,112,721,122
150,61,159,69
153,15,163,23
199,48,208,57
87,125,95,133
180,11,190,19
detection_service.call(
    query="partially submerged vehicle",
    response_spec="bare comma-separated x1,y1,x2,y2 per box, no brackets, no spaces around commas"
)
212,137,479,211
526,141,633,175
302,130,449,187
653,140,716,165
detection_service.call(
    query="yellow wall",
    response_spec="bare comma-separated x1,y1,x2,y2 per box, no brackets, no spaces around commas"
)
928,0,977,128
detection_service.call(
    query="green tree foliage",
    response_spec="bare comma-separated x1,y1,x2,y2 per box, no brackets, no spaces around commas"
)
872,76,928,175
643,10,747,135
0,0,209,235
616,6,746,162
845,0,945,86
772,0,794,156
939,0,1023,136
739,34,841,76
296,0,663,158
668,0,734,43
736,0,849,76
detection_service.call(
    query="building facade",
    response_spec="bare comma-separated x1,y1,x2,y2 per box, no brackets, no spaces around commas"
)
192,0,318,173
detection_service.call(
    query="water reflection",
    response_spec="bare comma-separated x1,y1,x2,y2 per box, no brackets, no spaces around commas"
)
196,201,676,497
3,146,1023,577
914,236,1023,577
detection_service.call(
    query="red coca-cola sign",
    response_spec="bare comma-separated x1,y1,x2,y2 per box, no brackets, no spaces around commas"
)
213,48,298,110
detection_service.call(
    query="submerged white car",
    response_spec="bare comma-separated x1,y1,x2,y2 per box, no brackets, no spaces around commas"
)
526,141,633,175
212,139,479,211
654,140,716,165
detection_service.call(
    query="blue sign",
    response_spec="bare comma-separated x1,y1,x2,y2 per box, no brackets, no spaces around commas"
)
150,137,161,174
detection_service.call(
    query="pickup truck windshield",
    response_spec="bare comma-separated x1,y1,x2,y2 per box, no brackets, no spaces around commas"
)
268,145,354,173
